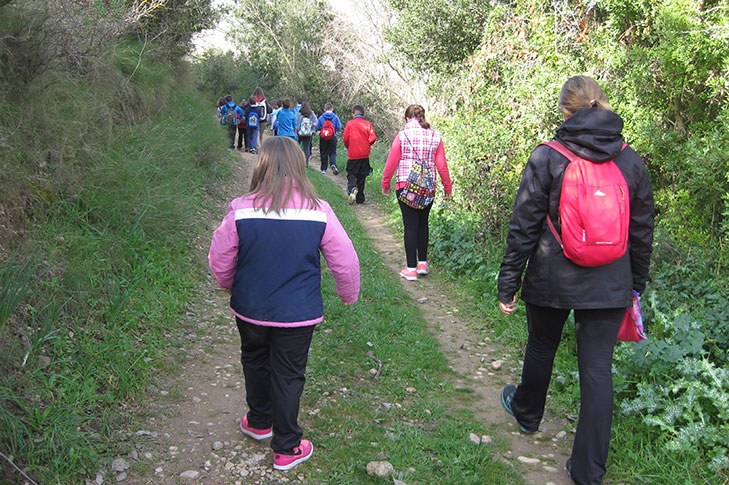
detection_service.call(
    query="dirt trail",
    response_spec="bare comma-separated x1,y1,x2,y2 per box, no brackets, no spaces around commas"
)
320,169,573,485
116,148,572,485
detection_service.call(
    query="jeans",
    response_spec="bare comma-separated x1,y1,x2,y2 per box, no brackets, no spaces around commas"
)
247,126,259,151
236,318,315,454
511,304,624,485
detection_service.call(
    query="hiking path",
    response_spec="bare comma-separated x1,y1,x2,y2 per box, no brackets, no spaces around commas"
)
112,147,573,485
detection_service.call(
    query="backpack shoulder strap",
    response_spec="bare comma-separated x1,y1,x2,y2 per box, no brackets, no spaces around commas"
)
540,140,580,162
538,140,577,248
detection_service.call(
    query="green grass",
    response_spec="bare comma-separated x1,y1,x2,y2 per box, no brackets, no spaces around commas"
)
0,42,232,481
298,166,524,484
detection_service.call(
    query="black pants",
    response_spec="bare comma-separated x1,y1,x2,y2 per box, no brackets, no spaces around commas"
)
300,136,313,165
511,304,624,485
228,124,237,149
346,158,371,203
397,190,432,268
236,318,315,454
319,137,338,171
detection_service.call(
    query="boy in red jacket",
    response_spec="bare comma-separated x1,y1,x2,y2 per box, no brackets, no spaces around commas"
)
342,105,377,204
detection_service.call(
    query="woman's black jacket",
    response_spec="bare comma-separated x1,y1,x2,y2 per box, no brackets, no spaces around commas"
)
497,107,654,309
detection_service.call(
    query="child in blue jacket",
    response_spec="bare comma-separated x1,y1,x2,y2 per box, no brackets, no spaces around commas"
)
316,103,343,174
221,95,244,150
244,96,261,154
275,98,298,140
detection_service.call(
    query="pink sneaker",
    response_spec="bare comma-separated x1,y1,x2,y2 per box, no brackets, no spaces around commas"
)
399,268,417,281
240,414,272,440
416,262,429,275
273,439,313,471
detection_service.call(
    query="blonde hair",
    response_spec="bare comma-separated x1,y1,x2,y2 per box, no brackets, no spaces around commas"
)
558,76,612,116
249,137,320,214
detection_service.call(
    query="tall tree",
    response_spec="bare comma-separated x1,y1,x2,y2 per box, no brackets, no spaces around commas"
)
230,0,333,105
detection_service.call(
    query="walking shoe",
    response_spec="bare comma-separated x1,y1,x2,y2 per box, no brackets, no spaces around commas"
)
273,440,313,471
321,170,326,174
331,165,339,175
348,188,358,205
566,458,573,480
416,262,429,275
399,268,417,281
500,385,536,434
239,414,272,440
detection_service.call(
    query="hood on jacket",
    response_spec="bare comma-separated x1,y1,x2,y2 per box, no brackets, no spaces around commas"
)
555,107,624,163
322,111,336,120
227,101,237,108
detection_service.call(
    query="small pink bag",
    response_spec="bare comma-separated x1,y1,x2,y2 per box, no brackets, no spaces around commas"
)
618,290,646,342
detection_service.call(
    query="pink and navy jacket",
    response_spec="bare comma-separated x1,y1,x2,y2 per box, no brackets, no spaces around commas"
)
381,118,452,194
208,191,360,327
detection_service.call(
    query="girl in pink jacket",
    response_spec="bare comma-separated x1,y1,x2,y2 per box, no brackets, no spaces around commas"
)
209,136,360,471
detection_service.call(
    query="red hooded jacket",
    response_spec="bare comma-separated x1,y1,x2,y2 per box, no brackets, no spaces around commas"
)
343,115,377,160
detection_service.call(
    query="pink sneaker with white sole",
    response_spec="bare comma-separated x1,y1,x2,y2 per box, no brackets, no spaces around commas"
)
273,439,313,471
416,262,429,275
239,414,272,440
399,268,417,281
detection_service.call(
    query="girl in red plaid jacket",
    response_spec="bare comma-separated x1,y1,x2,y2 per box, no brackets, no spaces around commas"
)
381,104,452,281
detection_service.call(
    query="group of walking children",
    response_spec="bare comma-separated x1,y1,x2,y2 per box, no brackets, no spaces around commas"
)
218,87,272,154
209,76,654,485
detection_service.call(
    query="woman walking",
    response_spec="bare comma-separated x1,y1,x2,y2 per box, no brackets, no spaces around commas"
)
208,137,360,471
381,104,452,280
497,76,654,484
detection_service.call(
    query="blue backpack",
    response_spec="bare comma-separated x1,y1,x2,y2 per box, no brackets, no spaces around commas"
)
247,111,260,128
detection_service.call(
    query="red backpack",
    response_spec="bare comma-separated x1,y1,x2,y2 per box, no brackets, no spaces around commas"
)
320,119,335,140
543,140,629,267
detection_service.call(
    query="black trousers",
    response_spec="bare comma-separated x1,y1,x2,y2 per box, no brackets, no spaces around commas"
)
397,190,432,268
511,304,624,485
319,137,338,171
346,158,371,203
228,124,237,149
236,318,315,454
236,125,247,149
300,136,313,165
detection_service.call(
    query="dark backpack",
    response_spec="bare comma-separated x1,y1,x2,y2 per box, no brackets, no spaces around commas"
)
320,119,335,140
543,140,630,267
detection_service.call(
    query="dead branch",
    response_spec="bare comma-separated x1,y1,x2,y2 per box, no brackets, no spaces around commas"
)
366,351,383,379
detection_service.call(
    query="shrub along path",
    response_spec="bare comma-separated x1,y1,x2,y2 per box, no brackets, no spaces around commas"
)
117,147,571,484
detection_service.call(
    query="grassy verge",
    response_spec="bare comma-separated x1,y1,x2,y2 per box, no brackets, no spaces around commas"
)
0,47,232,482
298,166,524,483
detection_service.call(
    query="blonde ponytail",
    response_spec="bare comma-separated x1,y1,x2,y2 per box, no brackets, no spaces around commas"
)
558,76,612,116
